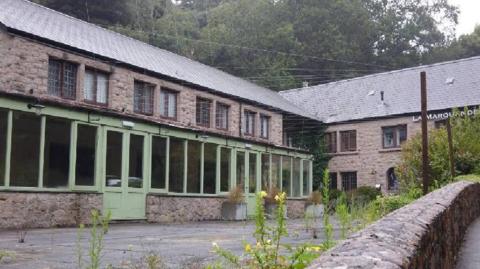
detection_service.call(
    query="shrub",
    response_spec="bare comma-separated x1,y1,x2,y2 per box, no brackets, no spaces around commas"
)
347,186,381,206
226,185,245,203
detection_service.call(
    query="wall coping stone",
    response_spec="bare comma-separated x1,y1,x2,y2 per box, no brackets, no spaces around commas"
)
308,180,480,269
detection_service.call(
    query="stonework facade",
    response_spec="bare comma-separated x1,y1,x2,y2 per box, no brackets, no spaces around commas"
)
286,199,306,219
0,192,102,229
326,116,435,191
0,29,284,146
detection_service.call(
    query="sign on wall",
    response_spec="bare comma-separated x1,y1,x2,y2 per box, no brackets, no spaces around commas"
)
412,108,478,122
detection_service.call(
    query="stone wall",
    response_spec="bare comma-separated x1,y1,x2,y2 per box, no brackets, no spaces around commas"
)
326,116,435,191
0,192,102,229
308,181,480,269
0,29,285,146
287,199,306,218
146,195,226,223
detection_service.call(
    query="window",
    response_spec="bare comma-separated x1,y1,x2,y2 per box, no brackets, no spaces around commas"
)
236,151,245,187
220,148,231,192
249,153,257,193
0,110,8,186
204,143,217,194
302,160,311,196
271,155,282,189
243,111,256,136
105,131,123,187
261,154,270,191
341,172,357,191
159,89,177,119
282,156,291,196
196,97,212,127
10,112,41,187
187,141,201,193
325,132,337,153
75,125,97,186
43,117,71,188
84,69,108,104
134,81,154,115
129,134,144,188
340,130,357,152
382,125,407,148
260,115,270,139
48,59,77,99
151,136,167,189
292,158,301,197
169,138,185,192
216,103,229,130
329,172,338,190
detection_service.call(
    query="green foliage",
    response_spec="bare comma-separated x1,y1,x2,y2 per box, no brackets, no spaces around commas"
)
0,250,15,263
347,186,381,206
321,170,334,248
212,191,324,268
335,192,350,240
398,109,480,191
76,210,112,269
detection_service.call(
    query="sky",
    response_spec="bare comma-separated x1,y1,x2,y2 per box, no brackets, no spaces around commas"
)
449,0,480,36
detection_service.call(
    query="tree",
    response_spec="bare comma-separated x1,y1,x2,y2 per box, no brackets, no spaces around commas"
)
426,25,480,63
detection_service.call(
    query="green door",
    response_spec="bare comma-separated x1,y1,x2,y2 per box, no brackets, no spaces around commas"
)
103,129,147,220
245,152,260,216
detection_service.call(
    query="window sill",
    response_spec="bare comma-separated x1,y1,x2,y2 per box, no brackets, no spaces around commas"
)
378,148,402,153
328,151,359,156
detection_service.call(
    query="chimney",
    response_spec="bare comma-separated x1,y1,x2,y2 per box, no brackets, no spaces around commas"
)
380,91,385,102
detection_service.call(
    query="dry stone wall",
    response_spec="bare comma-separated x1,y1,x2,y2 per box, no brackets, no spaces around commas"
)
308,180,480,269
0,192,102,229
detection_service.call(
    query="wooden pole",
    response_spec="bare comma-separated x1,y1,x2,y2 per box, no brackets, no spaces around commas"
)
421,72,430,195
446,118,455,179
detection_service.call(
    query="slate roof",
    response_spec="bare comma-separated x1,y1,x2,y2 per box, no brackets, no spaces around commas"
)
0,0,315,120
280,56,480,123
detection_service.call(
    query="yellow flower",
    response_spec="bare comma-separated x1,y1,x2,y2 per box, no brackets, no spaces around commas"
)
212,242,218,248
274,195,280,201
259,191,267,198
256,242,262,248
245,244,252,252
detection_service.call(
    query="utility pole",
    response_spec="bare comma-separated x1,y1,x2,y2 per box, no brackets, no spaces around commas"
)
446,119,455,179
421,72,430,195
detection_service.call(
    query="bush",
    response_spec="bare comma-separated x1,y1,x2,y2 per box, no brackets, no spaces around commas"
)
398,108,480,191
347,186,381,206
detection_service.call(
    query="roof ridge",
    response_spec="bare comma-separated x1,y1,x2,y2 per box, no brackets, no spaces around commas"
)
281,55,480,94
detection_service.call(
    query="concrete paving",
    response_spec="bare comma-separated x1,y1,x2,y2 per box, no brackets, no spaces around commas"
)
456,217,480,269
0,219,338,269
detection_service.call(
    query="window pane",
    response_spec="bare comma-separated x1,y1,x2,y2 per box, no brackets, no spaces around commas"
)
282,156,291,196
169,138,184,193
48,60,62,96
216,104,228,129
341,172,357,191
151,136,167,189
236,151,245,187
168,92,176,117
329,172,338,190
196,98,211,127
383,128,395,148
106,131,122,187
249,153,257,194
292,158,301,197
97,73,108,104
76,125,96,186
261,154,270,191
220,148,231,192
398,126,407,143
129,134,144,188
63,63,77,99
187,141,201,193
134,82,154,115
204,143,217,194
271,154,281,189
43,117,70,188
84,70,95,101
10,112,41,187
302,160,310,196
0,110,7,186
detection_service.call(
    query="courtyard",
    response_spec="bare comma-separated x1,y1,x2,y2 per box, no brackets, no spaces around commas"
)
0,219,337,269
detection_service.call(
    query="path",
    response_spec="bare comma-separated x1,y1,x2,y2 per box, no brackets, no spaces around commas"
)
456,217,480,269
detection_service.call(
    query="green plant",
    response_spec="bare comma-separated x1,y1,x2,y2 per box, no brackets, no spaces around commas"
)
76,210,112,269
321,169,334,248
347,186,381,206
264,186,281,204
226,185,245,204
0,250,14,263
335,192,350,240
212,191,324,268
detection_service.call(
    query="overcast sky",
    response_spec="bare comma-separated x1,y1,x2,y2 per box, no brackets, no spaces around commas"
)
449,0,480,36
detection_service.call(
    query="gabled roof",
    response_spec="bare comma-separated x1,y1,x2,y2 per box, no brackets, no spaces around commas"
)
0,0,316,120
280,56,480,123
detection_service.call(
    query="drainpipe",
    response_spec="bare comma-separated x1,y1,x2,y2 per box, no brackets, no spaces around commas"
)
239,102,243,138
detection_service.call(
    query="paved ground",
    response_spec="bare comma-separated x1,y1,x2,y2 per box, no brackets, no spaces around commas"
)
456,217,480,269
0,218,338,269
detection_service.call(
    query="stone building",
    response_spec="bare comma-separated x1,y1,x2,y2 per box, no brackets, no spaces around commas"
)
0,0,320,228
281,56,480,192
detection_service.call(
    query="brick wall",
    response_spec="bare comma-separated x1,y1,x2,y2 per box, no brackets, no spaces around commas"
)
0,29,285,145
326,116,435,191
308,181,480,269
